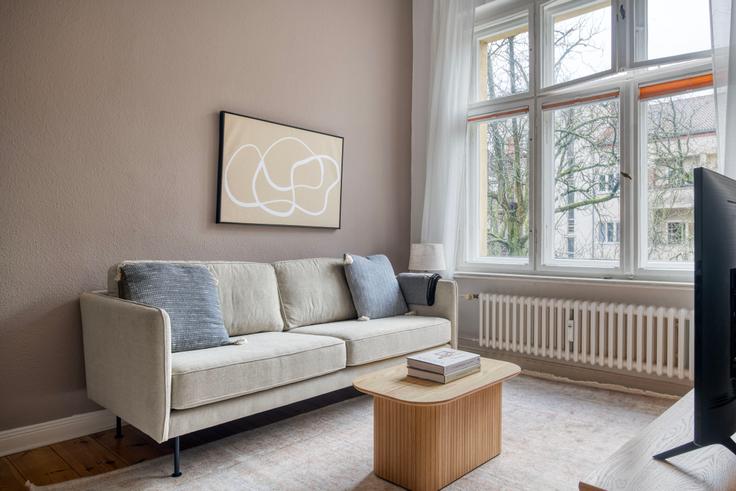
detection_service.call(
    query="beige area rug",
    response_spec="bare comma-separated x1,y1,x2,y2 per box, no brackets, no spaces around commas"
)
33,375,672,491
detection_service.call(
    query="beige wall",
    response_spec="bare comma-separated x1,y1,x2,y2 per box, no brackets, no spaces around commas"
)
0,0,412,430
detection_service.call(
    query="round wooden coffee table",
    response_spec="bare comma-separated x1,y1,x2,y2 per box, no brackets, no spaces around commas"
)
353,357,520,491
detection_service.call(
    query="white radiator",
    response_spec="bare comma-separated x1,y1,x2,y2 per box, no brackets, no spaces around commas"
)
478,294,695,380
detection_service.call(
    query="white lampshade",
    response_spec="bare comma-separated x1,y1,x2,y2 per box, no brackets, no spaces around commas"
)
408,243,446,272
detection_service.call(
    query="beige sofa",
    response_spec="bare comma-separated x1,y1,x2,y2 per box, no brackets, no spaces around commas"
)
80,258,457,476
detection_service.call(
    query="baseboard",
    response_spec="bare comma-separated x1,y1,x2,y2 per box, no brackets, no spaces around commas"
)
459,336,693,397
521,369,679,400
0,409,114,457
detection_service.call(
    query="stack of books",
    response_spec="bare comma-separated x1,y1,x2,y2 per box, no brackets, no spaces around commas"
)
406,348,481,383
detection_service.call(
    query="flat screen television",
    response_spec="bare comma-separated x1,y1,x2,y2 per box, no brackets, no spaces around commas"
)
654,167,736,460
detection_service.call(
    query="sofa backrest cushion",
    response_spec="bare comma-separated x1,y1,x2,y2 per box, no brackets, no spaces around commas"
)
207,263,283,335
119,263,230,352
273,257,357,328
110,260,284,335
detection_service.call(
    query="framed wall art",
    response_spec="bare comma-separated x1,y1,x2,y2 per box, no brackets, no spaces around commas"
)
217,111,344,228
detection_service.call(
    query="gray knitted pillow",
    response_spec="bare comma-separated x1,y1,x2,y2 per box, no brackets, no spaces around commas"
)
343,254,408,320
120,263,230,352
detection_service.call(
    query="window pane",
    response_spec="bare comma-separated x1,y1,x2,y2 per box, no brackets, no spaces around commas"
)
638,0,711,61
667,222,685,244
546,0,612,86
476,113,530,259
478,22,530,100
644,88,718,264
549,98,620,262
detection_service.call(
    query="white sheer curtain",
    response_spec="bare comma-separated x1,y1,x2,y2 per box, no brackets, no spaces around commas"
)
711,0,736,177
420,0,476,276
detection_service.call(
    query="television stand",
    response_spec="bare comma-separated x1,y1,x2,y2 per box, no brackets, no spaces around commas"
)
580,390,736,490
653,438,736,460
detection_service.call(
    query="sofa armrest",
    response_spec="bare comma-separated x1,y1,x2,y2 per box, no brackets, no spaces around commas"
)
409,279,458,348
80,291,171,442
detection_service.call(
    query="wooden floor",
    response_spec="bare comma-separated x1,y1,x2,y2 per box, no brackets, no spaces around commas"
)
0,387,361,489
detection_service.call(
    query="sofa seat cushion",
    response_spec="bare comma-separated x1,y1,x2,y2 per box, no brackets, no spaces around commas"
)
170,332,346,410
289,316,451,366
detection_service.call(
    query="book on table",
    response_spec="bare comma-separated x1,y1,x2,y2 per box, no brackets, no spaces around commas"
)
406,348,480,375
407,364,481,383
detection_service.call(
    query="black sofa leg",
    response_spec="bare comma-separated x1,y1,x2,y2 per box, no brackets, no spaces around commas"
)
115,416,123,439
171,436,182,477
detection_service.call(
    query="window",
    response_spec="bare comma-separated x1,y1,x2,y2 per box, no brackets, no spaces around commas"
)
477,16,530,101
542,0,612,87
641,80,718,266
667,222,686,245
463,0,717,280
470,109,530,260
598,173,618,193
544,95,620,264
598,222,620,243
634,0,712,62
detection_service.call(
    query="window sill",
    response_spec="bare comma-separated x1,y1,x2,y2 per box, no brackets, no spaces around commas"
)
453,271,693,290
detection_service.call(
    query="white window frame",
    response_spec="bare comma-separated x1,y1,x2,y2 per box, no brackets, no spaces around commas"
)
629,0,713,69
463,3,537,274
472,12,532,104
464,102,535,272
538,86,626,275
458,0,715,282
540,0,618,91
634,70,717,278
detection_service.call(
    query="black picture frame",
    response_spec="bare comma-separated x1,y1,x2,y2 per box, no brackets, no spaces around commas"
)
216,110,344,229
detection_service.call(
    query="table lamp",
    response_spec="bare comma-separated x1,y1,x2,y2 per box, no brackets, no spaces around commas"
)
408,243,446,272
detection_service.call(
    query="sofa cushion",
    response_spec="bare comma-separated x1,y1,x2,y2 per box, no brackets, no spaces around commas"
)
273,257,357,329
112,261,284,335
289,315,451,366
344,254,408,320
170,332,346,410
207,263,283,335
120,263,230,353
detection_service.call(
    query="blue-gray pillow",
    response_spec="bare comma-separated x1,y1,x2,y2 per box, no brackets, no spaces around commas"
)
120,263,230,352
343,254,408,320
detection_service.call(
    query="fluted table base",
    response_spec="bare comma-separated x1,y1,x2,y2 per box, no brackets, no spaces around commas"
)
372,384,502,491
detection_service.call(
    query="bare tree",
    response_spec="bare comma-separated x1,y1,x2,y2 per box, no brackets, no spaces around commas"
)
480,10,715,263
484,31,530,256
552,100,619,260
482,13,614,259
553,15,608,83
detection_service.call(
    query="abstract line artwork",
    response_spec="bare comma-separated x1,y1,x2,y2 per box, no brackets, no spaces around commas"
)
217,111,343,228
